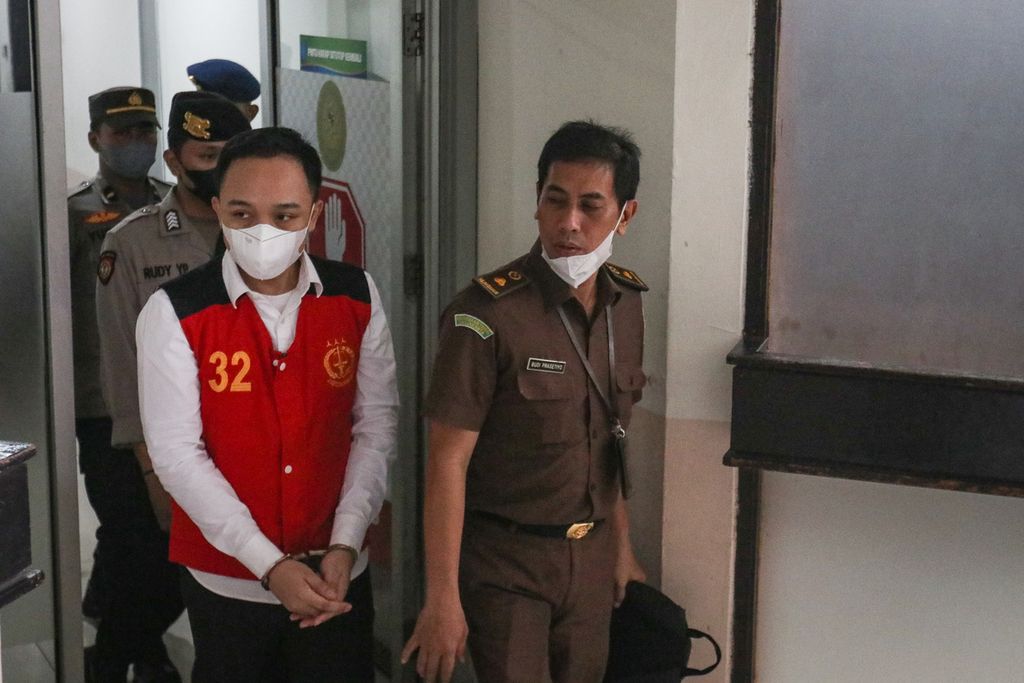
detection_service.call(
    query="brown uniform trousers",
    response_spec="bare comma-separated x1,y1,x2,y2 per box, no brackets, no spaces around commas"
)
460,514,616,682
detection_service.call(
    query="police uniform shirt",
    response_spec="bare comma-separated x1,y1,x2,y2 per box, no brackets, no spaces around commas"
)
424,241,648,525
68,174,171,419
96,188,222,447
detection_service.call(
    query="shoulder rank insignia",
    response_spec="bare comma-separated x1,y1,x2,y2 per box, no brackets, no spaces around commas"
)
474,268,530,298
85,210,121,225
454,313,493,340
165,210,181,232
605,262,649,291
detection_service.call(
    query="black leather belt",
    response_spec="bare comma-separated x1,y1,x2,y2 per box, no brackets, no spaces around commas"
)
471,510,603,540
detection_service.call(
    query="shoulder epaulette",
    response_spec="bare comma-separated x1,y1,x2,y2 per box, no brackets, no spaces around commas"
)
473,266,531,299
151,177,175,193
67,179,92,198
107,204,157,236
605,262,649,291
127,205,158,221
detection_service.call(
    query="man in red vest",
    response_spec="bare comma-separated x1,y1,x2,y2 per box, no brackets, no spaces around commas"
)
136,127,398,681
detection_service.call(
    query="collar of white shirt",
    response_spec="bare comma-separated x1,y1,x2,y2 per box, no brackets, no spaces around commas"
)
221,249,324,307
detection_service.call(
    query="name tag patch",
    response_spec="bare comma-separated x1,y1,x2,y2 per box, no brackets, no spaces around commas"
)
527,357,566,374
454,313,493,340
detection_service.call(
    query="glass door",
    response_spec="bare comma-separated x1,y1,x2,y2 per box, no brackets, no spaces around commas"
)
274,2,424,679
1,0,72,680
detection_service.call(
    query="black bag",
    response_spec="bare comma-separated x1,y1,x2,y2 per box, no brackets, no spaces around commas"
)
604,581,722,682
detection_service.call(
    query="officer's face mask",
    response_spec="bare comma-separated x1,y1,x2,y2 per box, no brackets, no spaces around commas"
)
100,141,156,180
185,167,220,205
221,208,315,281
541,201,628,289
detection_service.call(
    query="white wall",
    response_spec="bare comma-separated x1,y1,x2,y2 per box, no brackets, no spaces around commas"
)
669,2,1024,682
664,1,753,678
61,0,142,186
155,0,264,132
758,474,1024,681
61,0,266,188
277,1,341,71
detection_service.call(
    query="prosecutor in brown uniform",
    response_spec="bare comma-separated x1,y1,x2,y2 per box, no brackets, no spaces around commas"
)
403,121,648,683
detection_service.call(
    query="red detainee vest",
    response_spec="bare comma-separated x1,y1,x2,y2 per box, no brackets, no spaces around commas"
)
161,256,371,579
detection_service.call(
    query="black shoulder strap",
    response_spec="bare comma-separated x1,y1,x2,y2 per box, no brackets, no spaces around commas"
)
684,629,722,677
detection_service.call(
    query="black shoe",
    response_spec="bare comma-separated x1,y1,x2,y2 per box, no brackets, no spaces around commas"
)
131,658,182,683
84,645,129,683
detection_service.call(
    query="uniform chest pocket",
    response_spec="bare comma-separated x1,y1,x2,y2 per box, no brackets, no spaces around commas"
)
516,370,580,445
615,366,647,428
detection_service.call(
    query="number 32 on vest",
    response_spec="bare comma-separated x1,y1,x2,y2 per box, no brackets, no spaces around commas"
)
208,351,253,392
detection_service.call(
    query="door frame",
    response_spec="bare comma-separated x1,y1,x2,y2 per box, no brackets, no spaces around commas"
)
34,0,84,679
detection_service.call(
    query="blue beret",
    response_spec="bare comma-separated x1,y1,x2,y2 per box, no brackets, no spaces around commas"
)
186,59,260,103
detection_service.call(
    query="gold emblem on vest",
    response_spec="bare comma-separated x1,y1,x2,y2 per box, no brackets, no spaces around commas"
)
324,339,356,388
183,111,212,140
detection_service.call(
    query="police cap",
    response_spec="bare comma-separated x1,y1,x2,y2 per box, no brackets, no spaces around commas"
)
88,87,160,129
187,59,261,103
166,91,251,149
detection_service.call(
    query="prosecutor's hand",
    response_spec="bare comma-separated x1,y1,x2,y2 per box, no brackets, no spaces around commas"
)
614,543,647,607
291,547,356,628
141,472,172,531
400,594,468,683
267,559,349,619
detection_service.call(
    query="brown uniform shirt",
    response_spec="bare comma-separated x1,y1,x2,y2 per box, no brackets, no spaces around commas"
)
424,241,647,525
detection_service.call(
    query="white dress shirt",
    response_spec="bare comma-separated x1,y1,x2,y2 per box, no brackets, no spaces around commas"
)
137,250,399,603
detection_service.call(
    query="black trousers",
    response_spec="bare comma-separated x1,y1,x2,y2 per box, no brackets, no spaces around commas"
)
180,567,375,683
76,417,185,667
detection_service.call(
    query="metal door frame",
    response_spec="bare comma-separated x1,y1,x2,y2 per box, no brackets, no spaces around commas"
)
33,0,84,680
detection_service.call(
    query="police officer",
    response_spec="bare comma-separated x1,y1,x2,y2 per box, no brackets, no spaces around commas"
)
187,58,260,121
91,91,250,683
402,121,649,683
70,86,175,682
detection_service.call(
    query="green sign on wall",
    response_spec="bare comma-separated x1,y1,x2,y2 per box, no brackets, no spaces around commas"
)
300,35,368,79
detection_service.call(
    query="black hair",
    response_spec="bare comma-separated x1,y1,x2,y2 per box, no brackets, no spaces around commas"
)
214,127,322,198
536,120,641,206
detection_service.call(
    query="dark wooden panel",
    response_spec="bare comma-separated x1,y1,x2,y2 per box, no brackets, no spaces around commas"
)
0,464,31,581
0,569,44,610
727,358,1024,489
0,441,37,605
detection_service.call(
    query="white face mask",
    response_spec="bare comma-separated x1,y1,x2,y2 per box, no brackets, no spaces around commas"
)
222,214,312,281
541,202,628,289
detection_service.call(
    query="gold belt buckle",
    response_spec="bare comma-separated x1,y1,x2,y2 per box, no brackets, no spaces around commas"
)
565,522,594,540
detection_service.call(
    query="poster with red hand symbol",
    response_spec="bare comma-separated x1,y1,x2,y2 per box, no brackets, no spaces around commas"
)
277,68,392,276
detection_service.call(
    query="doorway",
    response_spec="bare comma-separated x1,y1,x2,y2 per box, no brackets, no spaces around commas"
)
0,0,479,680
